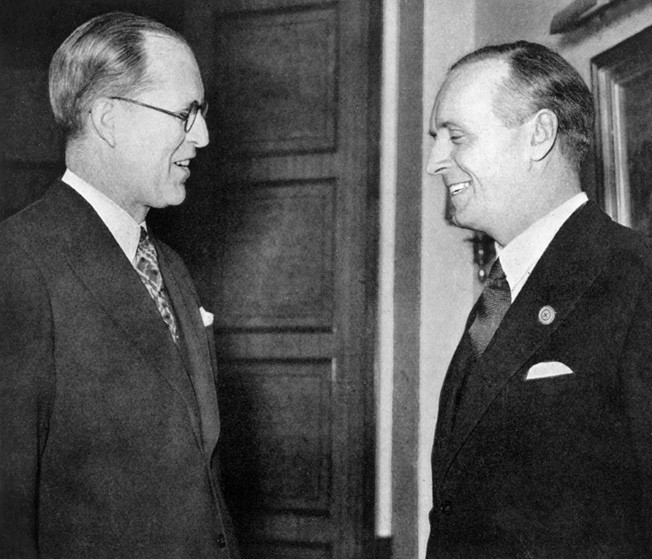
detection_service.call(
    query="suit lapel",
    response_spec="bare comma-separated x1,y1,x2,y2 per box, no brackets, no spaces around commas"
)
431,329,474,486
156,241,221,457
47,182,205,450
433,306,478,442
437,202,612,484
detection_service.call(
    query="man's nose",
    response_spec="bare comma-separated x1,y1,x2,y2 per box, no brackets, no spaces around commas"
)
425,137,449,176
188,112,209,148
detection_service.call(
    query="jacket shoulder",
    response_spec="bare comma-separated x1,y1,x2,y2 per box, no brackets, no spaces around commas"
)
604,218,652,273
0,181,71,252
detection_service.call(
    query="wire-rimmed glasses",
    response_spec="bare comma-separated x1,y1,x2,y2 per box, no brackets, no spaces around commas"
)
110,96,208,132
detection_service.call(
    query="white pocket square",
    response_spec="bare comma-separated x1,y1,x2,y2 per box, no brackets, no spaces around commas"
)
526,361,574,380
199,307,214,327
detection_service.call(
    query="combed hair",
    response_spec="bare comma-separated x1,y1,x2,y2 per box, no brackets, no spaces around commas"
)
49,12,188,140
451,41,595,168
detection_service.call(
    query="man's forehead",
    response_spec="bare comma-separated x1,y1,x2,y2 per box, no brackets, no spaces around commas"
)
143,33,193,65
432,58,509,124
141,33,203,96
445,59,508,97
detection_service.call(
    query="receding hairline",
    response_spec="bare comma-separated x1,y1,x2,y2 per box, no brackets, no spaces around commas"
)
444,57,511,92
134,32,203,102
435,58,512,116
443,56,539,128
140,31,192,70
141,28,191,51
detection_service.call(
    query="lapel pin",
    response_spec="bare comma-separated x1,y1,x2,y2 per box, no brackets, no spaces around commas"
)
538,305,556,325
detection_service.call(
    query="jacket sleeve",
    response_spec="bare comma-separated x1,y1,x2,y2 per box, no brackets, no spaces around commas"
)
0,240,55,557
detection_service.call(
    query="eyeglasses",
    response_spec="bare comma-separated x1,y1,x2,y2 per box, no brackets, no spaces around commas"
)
110,96,208,132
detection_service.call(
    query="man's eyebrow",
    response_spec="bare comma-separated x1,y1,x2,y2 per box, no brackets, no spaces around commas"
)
437,119,457,129
428,120,452,136
180,99,205,110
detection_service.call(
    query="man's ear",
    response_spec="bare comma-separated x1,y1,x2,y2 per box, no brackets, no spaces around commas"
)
89,98,117,147
529,109,558,162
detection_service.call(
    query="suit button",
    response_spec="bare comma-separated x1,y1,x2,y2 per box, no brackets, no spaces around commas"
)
217,533,227,548
440,501,452,514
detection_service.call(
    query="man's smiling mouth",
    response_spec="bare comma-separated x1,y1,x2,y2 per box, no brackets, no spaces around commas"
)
449,181,471,196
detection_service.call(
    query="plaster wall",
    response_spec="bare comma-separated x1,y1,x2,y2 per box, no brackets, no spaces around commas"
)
418,1,477,556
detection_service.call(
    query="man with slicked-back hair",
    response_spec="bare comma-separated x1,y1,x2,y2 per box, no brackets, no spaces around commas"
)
426,41,652,557
0,12,239,558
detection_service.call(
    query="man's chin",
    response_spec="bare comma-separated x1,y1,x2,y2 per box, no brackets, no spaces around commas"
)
167,184,188,207
150,189,187,211
448,202,478,231
448,208,465,228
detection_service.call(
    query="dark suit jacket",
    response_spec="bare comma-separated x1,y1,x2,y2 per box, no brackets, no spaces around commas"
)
427,202,652,558
0,181,239,558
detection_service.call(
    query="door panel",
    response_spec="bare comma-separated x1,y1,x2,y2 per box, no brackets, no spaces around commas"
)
213,6,337,155
222,359,332,512
213,180,335,329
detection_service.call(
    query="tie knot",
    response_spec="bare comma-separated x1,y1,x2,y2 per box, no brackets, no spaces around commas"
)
486,258,508,290
138,226,151,248
468,257,511,356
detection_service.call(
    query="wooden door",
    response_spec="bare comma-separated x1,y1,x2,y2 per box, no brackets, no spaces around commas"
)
153,1,380,557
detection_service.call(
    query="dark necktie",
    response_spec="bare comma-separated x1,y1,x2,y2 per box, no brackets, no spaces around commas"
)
468,258,511,356
135,227,179,344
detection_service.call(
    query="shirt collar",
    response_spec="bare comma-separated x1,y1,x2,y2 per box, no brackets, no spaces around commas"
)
62,169,144,264
497,192,588,302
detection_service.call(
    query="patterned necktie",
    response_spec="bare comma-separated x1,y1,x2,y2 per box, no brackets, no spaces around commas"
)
468,258,511,356
135,227,179,344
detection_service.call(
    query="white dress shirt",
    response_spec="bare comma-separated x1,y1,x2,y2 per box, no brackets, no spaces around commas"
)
497,192,588,302
62,169,144,266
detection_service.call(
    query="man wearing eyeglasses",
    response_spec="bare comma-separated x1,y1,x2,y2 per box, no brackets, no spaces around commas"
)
0,12,239,558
